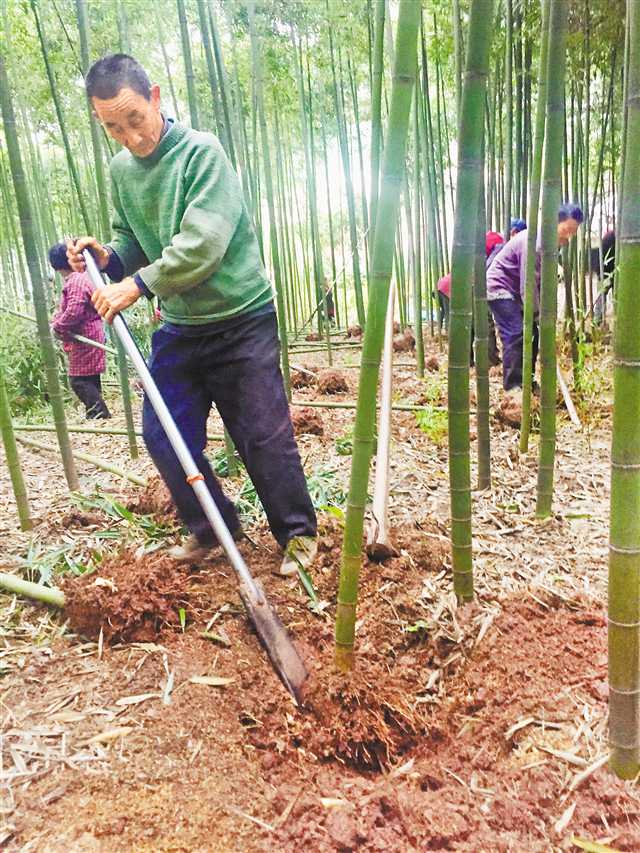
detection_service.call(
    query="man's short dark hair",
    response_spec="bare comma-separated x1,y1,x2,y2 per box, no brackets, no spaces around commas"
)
558,202,584,224
48,242,71,272
85,54,151,101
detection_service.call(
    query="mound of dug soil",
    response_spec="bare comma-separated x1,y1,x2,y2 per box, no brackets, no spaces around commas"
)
127,475,177,521
317,370,349,394
305,332,322,342
62,550,190,644
346,325,362,338
290,365,317,389
393,327,416,352
495,395,522,427
291,407,324,436
425,354,440,372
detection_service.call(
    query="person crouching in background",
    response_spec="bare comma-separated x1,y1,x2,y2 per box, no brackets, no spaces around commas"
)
49,242,111,419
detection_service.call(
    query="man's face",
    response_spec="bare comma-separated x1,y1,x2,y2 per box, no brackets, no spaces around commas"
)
557,217,580,246
92,84,163,158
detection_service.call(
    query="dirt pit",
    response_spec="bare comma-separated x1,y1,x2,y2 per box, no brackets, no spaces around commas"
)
291,406,324,436
317,369,349,394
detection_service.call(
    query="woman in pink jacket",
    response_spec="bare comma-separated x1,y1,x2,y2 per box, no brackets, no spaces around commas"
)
49,243,111,419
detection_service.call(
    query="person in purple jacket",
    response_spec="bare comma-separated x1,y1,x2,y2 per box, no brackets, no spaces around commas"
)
487,203,583,392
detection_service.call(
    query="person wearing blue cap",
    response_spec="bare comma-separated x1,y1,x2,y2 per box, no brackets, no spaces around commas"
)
510,218,527,238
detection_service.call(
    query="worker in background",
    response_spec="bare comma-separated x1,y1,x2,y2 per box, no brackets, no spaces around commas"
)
49,242,111,420
487,203,584,395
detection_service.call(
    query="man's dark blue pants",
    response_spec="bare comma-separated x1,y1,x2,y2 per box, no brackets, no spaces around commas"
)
489,298,539,391
142,311,317,548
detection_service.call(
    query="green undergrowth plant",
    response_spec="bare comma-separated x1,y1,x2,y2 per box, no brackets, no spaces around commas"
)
415,404,448,445
0,315,68,414
235,466,347,526
72,488,180,547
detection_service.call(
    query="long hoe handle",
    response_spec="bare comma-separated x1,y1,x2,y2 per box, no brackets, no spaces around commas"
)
83,250,307,703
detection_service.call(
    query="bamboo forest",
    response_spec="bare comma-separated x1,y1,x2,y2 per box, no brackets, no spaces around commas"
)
2,0,640,848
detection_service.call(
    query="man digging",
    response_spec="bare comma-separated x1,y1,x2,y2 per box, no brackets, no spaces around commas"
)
486,202,583,418
67,54,317,576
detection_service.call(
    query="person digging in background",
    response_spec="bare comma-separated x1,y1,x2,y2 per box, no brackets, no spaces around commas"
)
509,217,527,239
66,54,317,575
487,202,584,399
49,242,111,420
436,231,504,367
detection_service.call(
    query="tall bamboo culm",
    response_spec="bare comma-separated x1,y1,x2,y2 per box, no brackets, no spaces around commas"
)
448,0,494,602
520,0,551,453
335,0,421,671
0,54,78,491
0,362,32,530
608,0,640,781
535,0,568,519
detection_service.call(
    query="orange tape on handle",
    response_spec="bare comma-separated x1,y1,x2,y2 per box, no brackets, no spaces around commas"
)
186,473,204,485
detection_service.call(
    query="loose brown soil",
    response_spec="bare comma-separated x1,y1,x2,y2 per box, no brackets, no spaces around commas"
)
495,395,522,428
317,370,349,395
126,474,177,521
393,327,416,352
305,331,322,342
426,354,441,372
61,551,190,644
291,406,324,436
346,324,362,338
290,365,317,389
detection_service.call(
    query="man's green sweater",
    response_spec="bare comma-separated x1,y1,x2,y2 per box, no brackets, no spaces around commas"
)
108,120,273,325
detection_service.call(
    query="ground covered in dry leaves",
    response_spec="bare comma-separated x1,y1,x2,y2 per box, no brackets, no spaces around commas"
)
1,333,638,852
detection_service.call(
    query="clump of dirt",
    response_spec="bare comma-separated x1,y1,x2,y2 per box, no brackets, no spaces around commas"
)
290,365,317,389
393,327,416,352
489,364,503,378
60,510,105,528
291,407,324,436
305,331,322,342
127,475,176,521
317,370,349,394
298,658,423,769
346,324,362,338
61,550,190,644
495,395,521,427
393,321,401,334
425,354,440,372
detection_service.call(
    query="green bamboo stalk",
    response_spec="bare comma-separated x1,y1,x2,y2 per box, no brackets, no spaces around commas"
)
413,86,424,378
177,0,200,129
75,0,138,460
30,0,92,233
520,0,551,453
247,0,290,396
208,6,238,168
16,434,146,486
0,573,64,608
609,0,640,781
0,54,78,491
369,0,385,245
334,0,421,672
448,0,495,602
14,423,225,442
157,17,182,121
535,0,569,519
0,362,33,530
504,0,514,236
474,175,491,490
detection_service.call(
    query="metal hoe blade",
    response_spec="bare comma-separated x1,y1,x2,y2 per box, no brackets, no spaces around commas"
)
239,578,308,705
